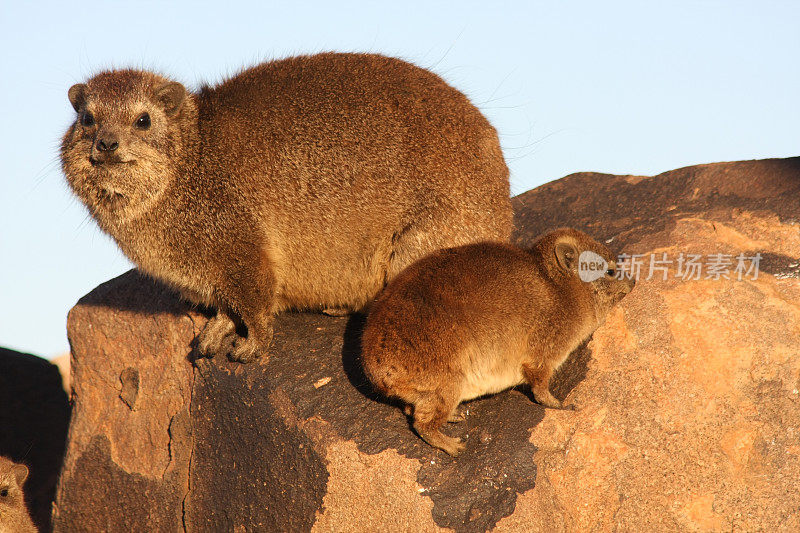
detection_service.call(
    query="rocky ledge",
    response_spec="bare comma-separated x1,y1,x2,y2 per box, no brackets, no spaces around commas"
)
54,157,800,532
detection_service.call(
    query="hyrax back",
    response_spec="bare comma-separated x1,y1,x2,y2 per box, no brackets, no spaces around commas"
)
0,457,36,533
361,228,635,456
61,53,512,363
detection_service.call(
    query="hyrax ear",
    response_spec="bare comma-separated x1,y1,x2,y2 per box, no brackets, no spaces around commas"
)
554,240,579,272
154,82,186,116
12,464,28,487
68,84,87,112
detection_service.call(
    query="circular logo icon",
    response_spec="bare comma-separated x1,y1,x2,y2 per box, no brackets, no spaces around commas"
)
578,251,608,282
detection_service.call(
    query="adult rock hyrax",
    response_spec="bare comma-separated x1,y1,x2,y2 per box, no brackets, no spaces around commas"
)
361,228,635,456
61,52,512,363
0,457,36,533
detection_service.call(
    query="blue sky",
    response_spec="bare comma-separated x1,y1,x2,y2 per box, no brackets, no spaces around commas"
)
1,1,798,358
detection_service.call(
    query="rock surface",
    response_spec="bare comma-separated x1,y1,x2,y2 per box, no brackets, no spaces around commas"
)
53,157,800,532
0,347,71,532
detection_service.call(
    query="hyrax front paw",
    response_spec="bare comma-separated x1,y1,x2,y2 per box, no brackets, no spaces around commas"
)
539,398,576,411
447,409,467,423
322,307,351,317
197,314,236,357
429,432,466,457
226,336,265,363
414,424,466,457
441,436,466,457
222,315,272,363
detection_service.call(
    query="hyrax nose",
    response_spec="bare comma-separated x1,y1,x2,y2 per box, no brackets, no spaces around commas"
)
96,134,119,152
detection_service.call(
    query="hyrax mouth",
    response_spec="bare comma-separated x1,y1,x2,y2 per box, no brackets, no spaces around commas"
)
90,157,136,167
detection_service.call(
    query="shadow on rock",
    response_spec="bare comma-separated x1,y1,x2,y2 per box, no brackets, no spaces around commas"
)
76,270,189,317
335,312,594,532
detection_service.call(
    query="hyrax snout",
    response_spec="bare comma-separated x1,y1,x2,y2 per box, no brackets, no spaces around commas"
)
61,53,512,363
0,457,36,533
360,228,635,456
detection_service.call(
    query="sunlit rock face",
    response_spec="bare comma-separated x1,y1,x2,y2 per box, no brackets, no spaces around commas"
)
506,157,800,532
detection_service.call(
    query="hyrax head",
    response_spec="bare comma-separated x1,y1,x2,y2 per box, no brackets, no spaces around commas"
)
532,227,635,322
61,70,191,225
0,457,29,520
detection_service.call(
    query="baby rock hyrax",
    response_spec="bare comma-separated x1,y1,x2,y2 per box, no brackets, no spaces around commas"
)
61,52,512,363
361,228,635,456
0,457,36,533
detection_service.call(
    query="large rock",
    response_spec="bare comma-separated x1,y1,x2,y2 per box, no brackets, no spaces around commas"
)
0,347,71,532
51,273,556,532
53,157,800,532
505,157,800,531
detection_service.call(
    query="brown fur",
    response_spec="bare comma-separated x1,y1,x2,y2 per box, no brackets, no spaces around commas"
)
0,457,36,533
62,53,512,363
360,228,635,456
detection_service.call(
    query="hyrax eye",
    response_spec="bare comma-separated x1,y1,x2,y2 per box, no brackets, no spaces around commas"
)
135,113,151,130
81,112,95,127
0,487,8,497
606,268,615,277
